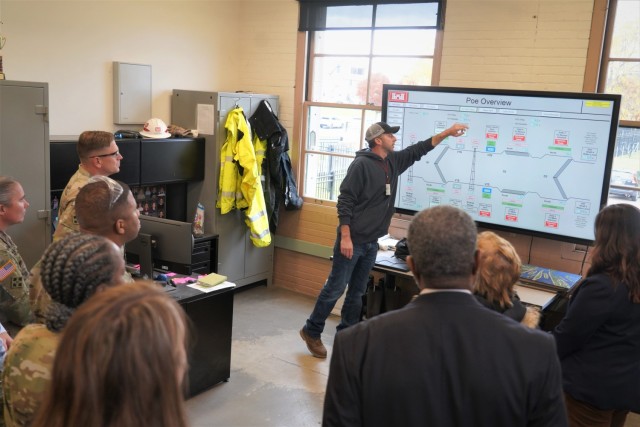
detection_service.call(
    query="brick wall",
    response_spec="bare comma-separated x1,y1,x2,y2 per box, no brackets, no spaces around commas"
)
440,0,593,91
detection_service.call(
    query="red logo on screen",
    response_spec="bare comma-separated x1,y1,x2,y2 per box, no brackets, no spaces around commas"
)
388,91,408,102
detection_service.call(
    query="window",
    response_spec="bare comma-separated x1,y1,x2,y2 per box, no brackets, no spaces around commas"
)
607,125,640,205
298,1,442,202
599,0,640,122
597,0,640,207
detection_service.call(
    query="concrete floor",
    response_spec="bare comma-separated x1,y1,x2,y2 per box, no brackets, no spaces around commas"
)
185,284,640,427
186,285,337,427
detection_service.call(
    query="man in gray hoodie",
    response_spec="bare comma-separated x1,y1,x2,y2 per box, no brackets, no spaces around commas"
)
300,121,468,358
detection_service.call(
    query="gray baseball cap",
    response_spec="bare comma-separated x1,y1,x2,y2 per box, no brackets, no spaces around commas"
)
365,121,400,142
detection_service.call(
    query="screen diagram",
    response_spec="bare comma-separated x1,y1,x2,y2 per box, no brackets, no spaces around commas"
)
384,87,620,243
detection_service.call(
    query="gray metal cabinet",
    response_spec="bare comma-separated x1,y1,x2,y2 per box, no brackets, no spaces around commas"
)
0,81,50,268
171,90,277,288
113,62,151,125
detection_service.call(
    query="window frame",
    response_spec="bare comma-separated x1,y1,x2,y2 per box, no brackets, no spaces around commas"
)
585,0,640,127
294,3,445,205
584,0,640,204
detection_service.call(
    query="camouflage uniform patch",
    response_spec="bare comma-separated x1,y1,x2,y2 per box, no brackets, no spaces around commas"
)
53,166,90,242
0,232,32,327
2,324,58,427
28,262,50,326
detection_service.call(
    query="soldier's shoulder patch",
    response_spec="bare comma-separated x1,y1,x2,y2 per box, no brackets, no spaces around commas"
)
12,276,22,288
0,260,16,282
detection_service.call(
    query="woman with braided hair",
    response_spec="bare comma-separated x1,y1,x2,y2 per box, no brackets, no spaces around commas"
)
2,233,125,427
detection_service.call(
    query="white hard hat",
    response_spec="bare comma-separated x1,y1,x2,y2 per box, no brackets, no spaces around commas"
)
140,118,171,139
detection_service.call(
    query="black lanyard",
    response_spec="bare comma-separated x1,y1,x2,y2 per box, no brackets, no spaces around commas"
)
376,159,390,184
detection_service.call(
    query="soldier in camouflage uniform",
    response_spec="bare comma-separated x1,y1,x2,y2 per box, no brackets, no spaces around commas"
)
53,131,122,241
0,234,31,328
3,233,125,427
1,323,55,427
30,177,139,322
0,178,33,327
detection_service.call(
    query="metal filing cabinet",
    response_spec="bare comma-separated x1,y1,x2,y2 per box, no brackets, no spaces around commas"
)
171,90,277,288
0,80,51,268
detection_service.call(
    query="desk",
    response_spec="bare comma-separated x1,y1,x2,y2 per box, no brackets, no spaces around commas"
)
162,282,234,397
373,250,410,276
367,251,415,317
373,251,571,331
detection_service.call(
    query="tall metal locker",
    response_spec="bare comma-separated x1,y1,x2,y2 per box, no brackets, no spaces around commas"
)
171,90,278,288
0,81,51,268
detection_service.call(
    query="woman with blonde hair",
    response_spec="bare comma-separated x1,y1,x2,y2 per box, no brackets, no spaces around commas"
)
31,281,189,427
0,176,32,326
473,231,540,328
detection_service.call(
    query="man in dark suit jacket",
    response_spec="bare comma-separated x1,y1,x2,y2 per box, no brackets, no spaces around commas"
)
323,205,567,427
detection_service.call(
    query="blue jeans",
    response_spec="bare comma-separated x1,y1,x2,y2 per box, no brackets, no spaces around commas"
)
304,237,378,338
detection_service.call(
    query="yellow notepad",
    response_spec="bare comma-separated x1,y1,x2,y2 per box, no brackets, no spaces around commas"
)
196,273,228,288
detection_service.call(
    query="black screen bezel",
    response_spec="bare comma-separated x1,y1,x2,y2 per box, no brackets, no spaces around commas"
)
382,84,621,245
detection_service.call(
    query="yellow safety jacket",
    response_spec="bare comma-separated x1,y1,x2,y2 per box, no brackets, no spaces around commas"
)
217,107,271,247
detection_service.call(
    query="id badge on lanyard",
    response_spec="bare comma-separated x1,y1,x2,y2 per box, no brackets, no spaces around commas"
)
378,159,390,196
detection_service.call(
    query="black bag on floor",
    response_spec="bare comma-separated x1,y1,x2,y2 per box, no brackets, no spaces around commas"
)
366,277,384,319
360,276,373,321
383,275,404,312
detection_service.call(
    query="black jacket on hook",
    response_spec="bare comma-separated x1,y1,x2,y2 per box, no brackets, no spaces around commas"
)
249,100,303,233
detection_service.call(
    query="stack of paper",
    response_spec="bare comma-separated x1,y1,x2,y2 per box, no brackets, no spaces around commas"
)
188,280,235,293
197,273,228,288
377,234,399,251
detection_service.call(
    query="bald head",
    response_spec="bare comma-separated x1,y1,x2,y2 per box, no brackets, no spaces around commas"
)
407,205,477,288
75,178,139,246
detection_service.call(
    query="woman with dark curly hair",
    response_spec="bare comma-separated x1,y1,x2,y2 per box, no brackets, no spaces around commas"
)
2,233,124,427
553,204,640,427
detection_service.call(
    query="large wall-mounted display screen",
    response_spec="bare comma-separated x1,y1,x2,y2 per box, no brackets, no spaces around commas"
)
382,85,621,245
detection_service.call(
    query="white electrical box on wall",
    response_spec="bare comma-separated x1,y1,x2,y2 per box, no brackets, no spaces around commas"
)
113,61,151,124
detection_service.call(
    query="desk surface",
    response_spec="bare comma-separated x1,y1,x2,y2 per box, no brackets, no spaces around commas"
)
374,251,410,275
129,269,234,305
374,250,561,309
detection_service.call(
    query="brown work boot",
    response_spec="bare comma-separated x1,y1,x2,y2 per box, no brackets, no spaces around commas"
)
299,328,327,358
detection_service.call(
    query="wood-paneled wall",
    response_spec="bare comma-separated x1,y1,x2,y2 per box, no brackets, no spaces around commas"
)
273,203,336,295
276,202,338,246
273,208,591,296
274,248,332,297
